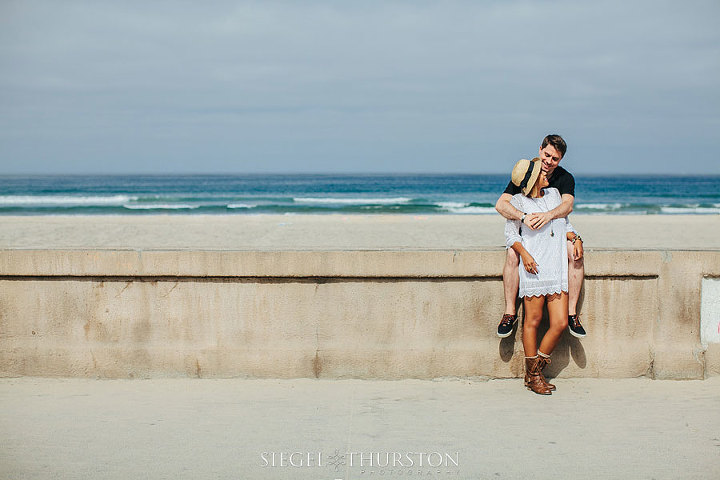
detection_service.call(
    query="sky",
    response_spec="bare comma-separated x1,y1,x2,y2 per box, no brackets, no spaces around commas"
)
0,0,718,175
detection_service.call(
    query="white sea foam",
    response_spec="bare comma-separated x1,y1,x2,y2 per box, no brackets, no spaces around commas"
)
0,195,134,206
437,202,469,209
436,202,495,214
122,204,199,210
660,206,720,214
441,206,497,214
227,203,255,209
577,203,624,210
360,205,402,209
293,197,412,205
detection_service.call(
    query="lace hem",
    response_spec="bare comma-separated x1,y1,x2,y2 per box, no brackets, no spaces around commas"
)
520,287,569,298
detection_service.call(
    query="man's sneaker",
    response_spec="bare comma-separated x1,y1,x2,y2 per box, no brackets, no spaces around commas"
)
497,314,518,338
568,314,587,338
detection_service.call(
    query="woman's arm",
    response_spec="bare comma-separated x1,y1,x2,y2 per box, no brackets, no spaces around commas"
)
504,217,522,249
511,241,538,274
503,195,524,248
503,195,537,274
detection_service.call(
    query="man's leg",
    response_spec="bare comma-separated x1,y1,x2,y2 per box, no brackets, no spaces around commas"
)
497,248,520,337
566,240,586,337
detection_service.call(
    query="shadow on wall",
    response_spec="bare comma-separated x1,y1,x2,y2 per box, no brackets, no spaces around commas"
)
497,292,588,378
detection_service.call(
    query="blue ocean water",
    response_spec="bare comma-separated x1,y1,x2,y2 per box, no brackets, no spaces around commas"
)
0,174,719,215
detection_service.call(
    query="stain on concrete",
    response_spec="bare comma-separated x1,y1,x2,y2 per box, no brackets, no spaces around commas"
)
312,350,322,378
115,281,132,298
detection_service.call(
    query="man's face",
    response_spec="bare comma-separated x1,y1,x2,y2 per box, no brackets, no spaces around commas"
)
538,144,563,177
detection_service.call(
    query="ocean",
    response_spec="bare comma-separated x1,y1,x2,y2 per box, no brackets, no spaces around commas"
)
1,174,719,215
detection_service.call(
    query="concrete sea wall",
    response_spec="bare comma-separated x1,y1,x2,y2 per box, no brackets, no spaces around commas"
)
1,249,719,380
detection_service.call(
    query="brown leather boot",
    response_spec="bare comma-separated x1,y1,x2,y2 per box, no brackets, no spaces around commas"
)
537,356,556,391
524,357,552,395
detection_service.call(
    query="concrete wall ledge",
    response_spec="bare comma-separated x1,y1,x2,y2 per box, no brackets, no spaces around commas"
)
0,248,672,277
1,249,719,380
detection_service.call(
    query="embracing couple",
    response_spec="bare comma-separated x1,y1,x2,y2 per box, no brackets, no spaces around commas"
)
494,134,586,395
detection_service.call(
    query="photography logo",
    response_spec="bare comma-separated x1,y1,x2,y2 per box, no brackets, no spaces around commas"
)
326,449,346,471
260,448,460,478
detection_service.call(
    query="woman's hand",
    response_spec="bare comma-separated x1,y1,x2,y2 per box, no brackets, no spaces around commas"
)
521,253,538,274
573,239,584,260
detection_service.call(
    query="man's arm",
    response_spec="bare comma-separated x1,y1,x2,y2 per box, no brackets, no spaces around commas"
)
525,194,574,230
495,193,524,221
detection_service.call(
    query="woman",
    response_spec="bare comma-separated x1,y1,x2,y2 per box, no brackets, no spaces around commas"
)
504,158,584,395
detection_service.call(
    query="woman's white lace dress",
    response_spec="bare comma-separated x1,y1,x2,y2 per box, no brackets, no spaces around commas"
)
504,187,575,298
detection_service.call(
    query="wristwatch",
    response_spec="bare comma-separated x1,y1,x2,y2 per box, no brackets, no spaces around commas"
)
521,213,527,224
571,234,583,244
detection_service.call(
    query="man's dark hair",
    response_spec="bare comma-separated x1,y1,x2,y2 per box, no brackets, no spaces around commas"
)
541,134,567,158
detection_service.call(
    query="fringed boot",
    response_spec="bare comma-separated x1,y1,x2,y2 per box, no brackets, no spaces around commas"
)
524,356,552,395
537,352,556,391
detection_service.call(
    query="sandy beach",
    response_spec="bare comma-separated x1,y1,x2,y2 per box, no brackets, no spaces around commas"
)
1,214,718,250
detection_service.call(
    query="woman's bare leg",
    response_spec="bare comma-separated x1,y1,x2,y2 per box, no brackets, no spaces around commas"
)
522,295,552,394
538,292,569,355
522,295,545,356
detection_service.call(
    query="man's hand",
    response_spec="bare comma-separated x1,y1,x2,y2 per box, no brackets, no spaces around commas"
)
526,211,553,230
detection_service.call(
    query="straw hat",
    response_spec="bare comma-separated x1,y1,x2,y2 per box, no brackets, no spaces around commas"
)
511,158,541,196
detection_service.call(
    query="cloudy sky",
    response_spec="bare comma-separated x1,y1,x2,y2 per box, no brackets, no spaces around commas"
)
1,0,718,174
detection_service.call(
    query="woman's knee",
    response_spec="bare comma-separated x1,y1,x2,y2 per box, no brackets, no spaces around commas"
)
524,313,542,329
549,315,568,332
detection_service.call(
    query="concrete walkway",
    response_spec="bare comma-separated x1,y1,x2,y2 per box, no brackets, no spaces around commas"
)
1,377,719,480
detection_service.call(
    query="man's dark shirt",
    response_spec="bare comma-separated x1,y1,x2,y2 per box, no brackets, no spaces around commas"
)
503,163,575,197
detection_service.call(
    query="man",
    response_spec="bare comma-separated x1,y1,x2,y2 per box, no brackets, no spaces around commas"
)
494,134,586,338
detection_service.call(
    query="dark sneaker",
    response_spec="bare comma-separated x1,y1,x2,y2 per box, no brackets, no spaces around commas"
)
568,314,587,338
497,314,518,338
